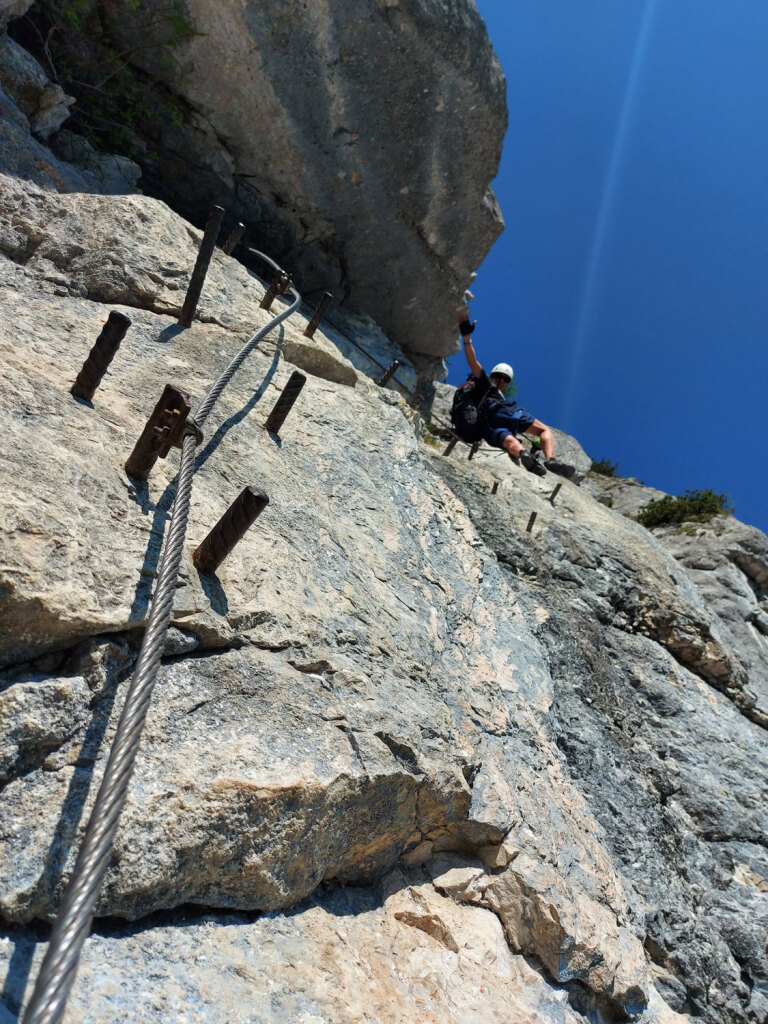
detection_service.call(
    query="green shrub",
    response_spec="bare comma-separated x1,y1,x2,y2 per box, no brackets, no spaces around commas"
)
636,489,734,528
590,458,618,477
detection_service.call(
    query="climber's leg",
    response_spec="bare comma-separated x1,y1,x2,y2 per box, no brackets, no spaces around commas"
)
524,420,555,460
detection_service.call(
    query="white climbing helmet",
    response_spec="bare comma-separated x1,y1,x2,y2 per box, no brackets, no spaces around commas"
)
490,362,514,382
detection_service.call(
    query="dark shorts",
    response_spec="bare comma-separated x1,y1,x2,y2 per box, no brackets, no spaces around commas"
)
481,402,536,448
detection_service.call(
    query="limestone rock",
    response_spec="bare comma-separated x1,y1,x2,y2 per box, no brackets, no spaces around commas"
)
0,175,658,1020
0,29,138,197
583,473,768,725
2,874,690,1024
584,472,668,519
51,0,506,367
0,84,96,192
0,43,137,196
0,36,73,139
436,453,767,1024
321,306,421,399
48,130,142,195
1,172,766,1024
0,0,33,30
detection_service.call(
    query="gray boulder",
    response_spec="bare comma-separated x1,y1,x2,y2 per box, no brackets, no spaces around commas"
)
0,84,96,192
48,130,142,195
0,0,33,30
0,34,138,195
0,36,73,139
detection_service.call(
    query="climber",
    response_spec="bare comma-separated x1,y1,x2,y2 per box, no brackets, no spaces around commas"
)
452,317,575,479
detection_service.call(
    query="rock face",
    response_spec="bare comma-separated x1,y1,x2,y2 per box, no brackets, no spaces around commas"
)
0,0,33,30
0,83,93,194
0,186,766,1023
585,474,768,726
0,32,139,195
13,0,506,370
47,129,142,196
0,36,73,139
0,876,689,1024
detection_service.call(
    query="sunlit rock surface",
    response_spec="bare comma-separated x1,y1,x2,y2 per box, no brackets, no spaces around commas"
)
0,878,688,1024
1,174,766,1023
24,0,506,368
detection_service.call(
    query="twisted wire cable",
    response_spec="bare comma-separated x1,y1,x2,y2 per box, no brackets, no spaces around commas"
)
23,261,301,1024
247,249,400,389
196,276,300,427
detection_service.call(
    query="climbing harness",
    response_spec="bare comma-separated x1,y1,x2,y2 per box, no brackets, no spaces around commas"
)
23,252,301,1024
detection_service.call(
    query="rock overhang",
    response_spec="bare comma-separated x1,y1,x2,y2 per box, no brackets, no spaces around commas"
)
7,0,507,369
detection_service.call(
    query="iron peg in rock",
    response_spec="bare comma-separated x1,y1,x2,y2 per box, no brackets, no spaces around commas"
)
549,482,563,505
526,511,537,534
442,437,458,457
179,205,225,328
304,292,333,339
259,271,291,312
468,441,480,461
125,384,194,480
264,371,306,434
492,481,499,495
221,222,245,256
192,486,269,574
376,360,400,387
70,311,131,401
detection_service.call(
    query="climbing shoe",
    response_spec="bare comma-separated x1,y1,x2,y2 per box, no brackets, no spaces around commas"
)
520,449,547,477
544,458,576,480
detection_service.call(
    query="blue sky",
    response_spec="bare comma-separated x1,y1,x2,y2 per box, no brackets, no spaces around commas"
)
447,0,768,534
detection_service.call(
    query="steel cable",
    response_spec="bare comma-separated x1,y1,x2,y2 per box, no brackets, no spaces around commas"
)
23,262,301,1024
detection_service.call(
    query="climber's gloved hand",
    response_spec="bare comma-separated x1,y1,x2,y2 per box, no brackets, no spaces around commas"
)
458,317,476,337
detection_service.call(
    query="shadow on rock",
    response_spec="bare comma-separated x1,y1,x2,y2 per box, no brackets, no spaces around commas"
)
157,324,185,344
198,571,228,616
126,344,281,624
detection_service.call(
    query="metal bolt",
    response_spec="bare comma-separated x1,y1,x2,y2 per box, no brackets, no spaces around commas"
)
221,222,245,255
179,205,225,328
259,271,291,312
70,311,131,401
192,486,269,574
526,511,537,533
125,384,193,480
304,292,333,338
264,371,306,434
442,437,458,457
492,481,499,494
376,360,400,387
549,482,563,505
468,441,480,460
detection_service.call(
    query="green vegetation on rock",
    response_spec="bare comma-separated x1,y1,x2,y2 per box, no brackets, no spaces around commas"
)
11,0,194,154
637,488,734,528
590,458,619,477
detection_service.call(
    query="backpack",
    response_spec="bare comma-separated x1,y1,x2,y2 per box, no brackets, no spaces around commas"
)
450,380,485,443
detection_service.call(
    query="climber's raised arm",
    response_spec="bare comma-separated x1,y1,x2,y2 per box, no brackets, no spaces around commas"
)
458,317,482,378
